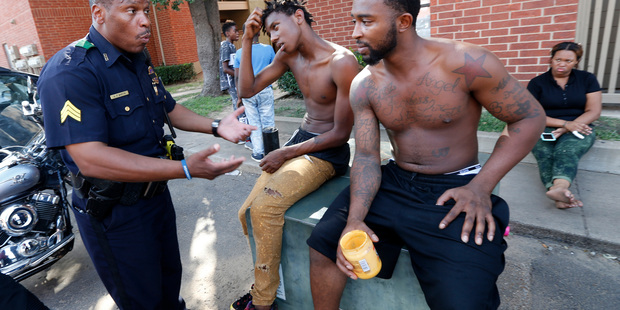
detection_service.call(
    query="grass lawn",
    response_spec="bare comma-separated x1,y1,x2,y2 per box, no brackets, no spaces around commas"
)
179,95,229,117
164,81,202,94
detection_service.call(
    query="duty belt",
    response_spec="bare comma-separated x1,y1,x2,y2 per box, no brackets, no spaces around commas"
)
70,172,167,220
71,173,167,202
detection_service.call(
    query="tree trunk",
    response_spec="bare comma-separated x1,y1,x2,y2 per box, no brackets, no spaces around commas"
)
188,0,222,97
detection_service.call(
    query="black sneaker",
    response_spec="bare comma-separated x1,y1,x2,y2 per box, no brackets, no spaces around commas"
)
244,300,278,310
230,285,253,310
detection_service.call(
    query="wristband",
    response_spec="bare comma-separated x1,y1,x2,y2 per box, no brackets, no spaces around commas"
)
211,119,221,138
562,121,568,128
181,159,192,180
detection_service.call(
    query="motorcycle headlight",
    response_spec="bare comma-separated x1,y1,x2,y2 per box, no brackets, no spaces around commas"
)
0,204,38,236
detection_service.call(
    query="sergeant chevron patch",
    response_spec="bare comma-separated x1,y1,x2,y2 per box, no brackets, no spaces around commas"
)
60,100,81,123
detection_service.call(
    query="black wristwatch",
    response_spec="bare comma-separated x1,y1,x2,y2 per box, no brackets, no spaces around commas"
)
211,119,221,137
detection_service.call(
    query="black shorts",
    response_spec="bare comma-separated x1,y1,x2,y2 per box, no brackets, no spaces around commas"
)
284,127,350,176
307,161,509,309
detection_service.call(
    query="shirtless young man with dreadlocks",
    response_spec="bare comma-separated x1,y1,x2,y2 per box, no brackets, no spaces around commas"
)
231,1,359,309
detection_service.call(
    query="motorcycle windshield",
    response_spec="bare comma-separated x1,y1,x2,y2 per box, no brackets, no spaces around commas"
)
0,69,41,149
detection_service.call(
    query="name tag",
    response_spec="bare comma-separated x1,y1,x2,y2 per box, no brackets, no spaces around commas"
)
110,90,129,100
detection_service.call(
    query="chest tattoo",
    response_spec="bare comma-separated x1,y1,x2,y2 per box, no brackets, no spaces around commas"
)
416,72,460,95
452,53,492,87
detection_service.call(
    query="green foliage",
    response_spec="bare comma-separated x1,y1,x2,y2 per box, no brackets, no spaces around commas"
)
277,71,303,98
478,110,507,133
155,63,196,85
150,0,193,11
179,95,228,117
592,117,620,141
350,48,367,68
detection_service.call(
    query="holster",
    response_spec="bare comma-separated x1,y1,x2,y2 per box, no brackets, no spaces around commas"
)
85,187,119,221
71,172,167,221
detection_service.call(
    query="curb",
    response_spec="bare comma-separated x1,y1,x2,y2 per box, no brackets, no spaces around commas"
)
509,221,620,255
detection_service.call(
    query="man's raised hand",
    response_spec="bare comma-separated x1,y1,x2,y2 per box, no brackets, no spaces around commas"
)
243,8,263,41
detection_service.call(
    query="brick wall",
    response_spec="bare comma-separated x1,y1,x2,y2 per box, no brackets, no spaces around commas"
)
306,0,356,50
0,0,40,68
431,0,579,83
29,0,92,61
0,0,197,71
149,2,198,67
302,0,580,84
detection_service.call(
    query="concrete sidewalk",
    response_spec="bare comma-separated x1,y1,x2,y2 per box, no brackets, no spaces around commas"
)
173,115,620,255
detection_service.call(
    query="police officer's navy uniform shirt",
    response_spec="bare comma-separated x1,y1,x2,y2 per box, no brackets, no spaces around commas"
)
527,68,601,123
39,26,175,174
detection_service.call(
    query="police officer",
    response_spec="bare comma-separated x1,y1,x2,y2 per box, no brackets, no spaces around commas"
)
38,1,255,309
0,273,49,310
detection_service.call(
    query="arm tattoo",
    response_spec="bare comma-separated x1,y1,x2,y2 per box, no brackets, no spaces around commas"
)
488,81,541,121
351,157,381,210
355,118,378,146
507,83,540,119
490,75,510,94
452,53,492,88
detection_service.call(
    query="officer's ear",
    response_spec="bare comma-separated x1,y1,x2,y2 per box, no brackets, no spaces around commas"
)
91,3,106,25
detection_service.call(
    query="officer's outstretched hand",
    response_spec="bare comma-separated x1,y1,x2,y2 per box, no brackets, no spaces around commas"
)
186,144,244,180
218,106,257,143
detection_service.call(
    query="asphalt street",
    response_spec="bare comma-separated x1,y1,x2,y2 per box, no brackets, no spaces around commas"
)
20,173,620,310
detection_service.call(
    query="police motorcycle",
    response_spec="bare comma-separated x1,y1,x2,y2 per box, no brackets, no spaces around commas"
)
0,67,75,282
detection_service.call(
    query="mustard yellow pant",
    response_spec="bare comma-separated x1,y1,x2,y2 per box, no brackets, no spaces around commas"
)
238,155,335,306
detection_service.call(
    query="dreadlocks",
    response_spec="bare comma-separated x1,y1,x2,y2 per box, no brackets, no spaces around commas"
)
261,0,315,32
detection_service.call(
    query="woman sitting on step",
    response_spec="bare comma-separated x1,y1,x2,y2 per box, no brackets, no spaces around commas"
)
527,42,602,209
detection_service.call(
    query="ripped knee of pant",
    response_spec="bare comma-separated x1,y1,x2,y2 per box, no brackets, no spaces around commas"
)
257,264,269,272
263,187,283,198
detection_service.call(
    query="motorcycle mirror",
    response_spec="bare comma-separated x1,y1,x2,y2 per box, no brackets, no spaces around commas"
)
22,100,35,116
27,76,35,94
25,76,41,116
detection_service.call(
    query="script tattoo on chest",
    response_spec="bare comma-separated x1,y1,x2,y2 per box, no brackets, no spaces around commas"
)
365,75,466,126
416,72,460,95
366,80,402,119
